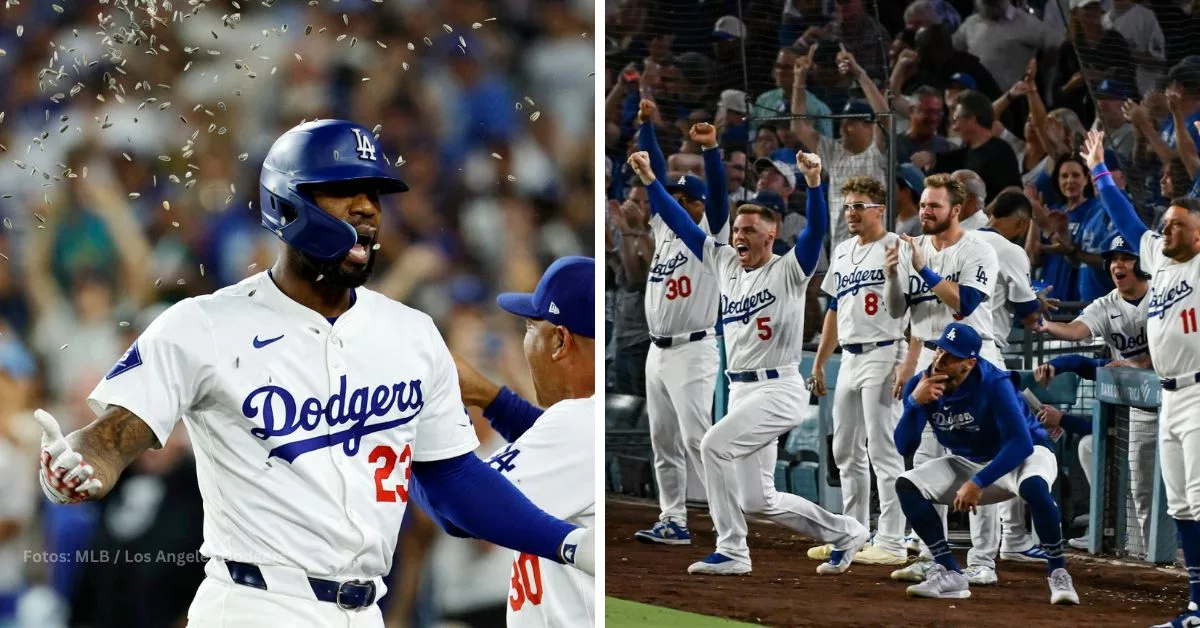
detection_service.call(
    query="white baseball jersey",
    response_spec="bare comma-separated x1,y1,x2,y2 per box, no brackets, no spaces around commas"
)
702,239,810,371
87,272,479,581
900,231,999,342
1140,231,1200,377
485,396,595,628
974,229,1038,349
821,233,909,344
644,214,729,336
1076,289,1150,359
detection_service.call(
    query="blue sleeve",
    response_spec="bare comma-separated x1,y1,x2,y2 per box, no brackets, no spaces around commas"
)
1061,412,1093,436
1035,168,1058,206
410,453,576,564
637,120,668,185
609,161,626,203
1048,354,1110,380
1092,164,1149,251
483,386,543,443
958,285,986,316
647,179,707,258
827,298,838,311
793,181,828,275
972,382,1036,488
701,146,730,234
894,375,928,457
1013,298,1040,319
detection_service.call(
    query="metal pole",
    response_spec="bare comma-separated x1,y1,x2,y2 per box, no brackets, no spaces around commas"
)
886,90,897,232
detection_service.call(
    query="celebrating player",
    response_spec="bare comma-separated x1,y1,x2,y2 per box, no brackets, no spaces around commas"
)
882,174,1007,586
806,176,910,566
894,323,1079,605
32,120,593,627
628,148,871,577
1033,232,1155,552
1084,129,1200,627
441,256,596,627
631,99,727,546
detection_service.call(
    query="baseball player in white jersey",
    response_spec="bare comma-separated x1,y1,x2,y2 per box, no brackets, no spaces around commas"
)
1084,129,1200,627
630,107,727,545
1033,232,1155,553
32,120,594,628
882,173,1009,586
629,149,871,577
805,175,911,566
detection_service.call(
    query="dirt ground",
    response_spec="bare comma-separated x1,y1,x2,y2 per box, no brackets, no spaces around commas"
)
606,498,1191,627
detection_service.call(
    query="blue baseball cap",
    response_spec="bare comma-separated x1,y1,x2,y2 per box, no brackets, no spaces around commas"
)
930,323,982,359
843,99,874,118
665,174,708,202
497,256,595,338
896,163,925,195
748,190,786,216
0,336,36,380
1095,77,1134,100
949,73,977,90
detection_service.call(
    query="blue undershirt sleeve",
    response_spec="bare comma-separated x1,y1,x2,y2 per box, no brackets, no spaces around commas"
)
1060,412,1093,436
895,375,928,457
973,382,1035,488
1048,354,1110,380
1092,164,1149,251
793,181,828,275
647,179,708,258
482,386,543,443
958,285,986,316
637,120,668,187
827,298,838,312
701,146,730,234
410,453,577,564
1013,298,1040,319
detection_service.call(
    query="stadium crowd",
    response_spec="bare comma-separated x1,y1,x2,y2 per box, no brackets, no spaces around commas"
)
0,1,593,627
604,0,1200,393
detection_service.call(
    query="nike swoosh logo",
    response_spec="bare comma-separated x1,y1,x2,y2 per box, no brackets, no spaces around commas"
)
253,334,284,348
1110,314,1121,319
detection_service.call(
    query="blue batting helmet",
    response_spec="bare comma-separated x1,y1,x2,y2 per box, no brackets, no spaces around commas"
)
1101,233,1150,280
259,119,409,260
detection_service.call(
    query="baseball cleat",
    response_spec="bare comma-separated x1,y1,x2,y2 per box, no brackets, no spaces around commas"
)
891,559,935,582
816,527,870,575
1000,546,1049,562
1047,568,1079,605
905,564,971,599
807,543,834,560
687,552,751,576
1067,536,1089,551
1151,603,1200,627
634,520,691,545
854,544,908,565
965,565,998,586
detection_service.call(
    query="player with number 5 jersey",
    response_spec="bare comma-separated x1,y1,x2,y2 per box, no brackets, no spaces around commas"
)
630,101,727,546
629,148,870,578
1084,129,1200,628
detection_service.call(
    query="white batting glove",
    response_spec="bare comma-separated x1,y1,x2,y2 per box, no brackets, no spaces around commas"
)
560,527,595,577
34,409,102,504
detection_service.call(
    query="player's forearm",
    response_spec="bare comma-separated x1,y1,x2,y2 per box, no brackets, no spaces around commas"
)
483,386,543,443
1044,320,1092,342
790,80,820,149
636,120,668,184
814,310,839,367
1048,354,1108,380
701,145,730,232
646,180,707,258
1060,412,1093,435
63,406,160,500
1091,164,1149,247
1141,118,1177,165
929,279,961,312
884,274,907,318
792,181,827,274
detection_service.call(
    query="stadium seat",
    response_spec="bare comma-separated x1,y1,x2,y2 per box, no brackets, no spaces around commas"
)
605,393,645,430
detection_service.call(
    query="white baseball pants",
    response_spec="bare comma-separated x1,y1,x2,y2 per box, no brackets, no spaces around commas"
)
645,337,719,524
1159,385,1200,523
832,343,907,556
701,373,865,566
1076,407,1158,549
187,577,383,628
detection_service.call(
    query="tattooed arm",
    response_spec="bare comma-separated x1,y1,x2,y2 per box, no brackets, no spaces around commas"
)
36,406,160,503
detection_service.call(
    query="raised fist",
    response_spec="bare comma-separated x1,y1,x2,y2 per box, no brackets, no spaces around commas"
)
689,122,718,148
638,99,657,124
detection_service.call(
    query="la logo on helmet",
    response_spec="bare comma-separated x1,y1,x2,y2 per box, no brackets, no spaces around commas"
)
947,329,957,341
351,128,377,161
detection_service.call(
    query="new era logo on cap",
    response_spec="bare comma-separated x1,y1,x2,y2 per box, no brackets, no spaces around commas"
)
496,257,595,338
549,302,560,315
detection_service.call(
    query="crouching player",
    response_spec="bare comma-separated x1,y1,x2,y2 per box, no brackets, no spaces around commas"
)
893,322,1079,605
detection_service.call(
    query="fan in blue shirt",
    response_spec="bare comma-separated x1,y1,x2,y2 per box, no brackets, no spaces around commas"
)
892,322,1079,605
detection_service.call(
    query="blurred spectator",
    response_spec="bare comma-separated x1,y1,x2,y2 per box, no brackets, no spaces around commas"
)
751,46,835,138
894,163,926,237
717,89,752,151
1049,0,1133,129
1026,153,1114,303
1093,77,1138,163
0,335,37,628
914,90,1022,203
608,187,652,397
951,169,990,230
904,0,963,32
726,149,754,204
1104,0,1167,97
894,85,957,163
900,24,1003,102
986,189,1035,244
1143,0,1200,68
953,0,1062,90
822,0,891,81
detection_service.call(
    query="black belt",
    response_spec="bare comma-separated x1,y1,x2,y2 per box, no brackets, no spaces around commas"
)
1160,372,1200,391
650,329,710,348
727,365,800,383
841,340,897,355
226,561,377,610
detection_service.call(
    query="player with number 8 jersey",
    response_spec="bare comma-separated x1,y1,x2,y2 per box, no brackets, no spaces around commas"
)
630,103,728,546
628,148,870,577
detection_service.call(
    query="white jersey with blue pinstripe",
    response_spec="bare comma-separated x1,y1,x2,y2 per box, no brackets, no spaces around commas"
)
901,230,1000,342
701,238,810,372
1140,230,1200,378
821,233,909,345
1076,290,1150,359
644,214,728,337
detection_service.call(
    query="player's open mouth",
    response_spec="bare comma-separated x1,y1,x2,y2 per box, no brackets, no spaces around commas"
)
734,242,749,258
1114,270,1127,281
346,232,374,265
